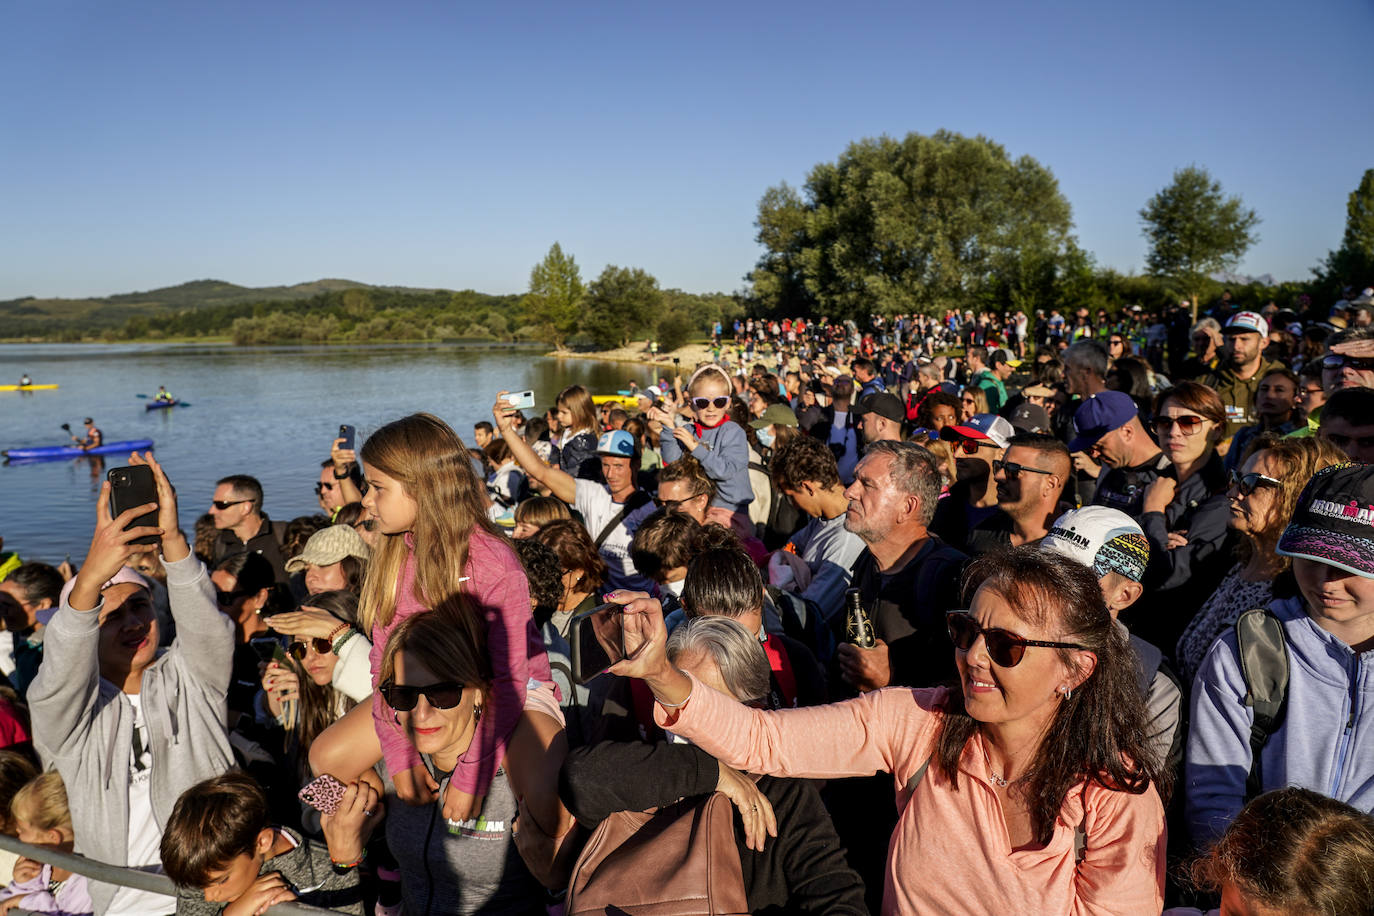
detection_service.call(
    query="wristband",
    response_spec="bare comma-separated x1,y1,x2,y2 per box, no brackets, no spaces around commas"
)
332,628,358,655
333,467,352,480
325,622,351,644
654,683,693,709
330,849,366,872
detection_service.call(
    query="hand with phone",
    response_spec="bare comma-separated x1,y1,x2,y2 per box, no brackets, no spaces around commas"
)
320,779,384,869
603,591,693,708
492,391,520,434
68,476,164,613
128,451,189,563
261,661,299,719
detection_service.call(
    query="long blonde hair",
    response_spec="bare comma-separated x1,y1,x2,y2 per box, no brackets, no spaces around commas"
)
358,413,502,644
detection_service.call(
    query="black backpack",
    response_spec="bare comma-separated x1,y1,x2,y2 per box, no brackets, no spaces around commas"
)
1234,608,1290,801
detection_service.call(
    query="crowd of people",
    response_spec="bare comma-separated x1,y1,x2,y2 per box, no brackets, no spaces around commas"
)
0,288,1372,916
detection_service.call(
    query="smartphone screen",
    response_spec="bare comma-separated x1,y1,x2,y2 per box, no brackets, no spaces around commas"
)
250,637,282,663
338,424,356,451
570,603,625,684
107,466,160,546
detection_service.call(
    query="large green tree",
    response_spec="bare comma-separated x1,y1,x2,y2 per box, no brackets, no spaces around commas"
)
1315,169,1374,298
523,242,584,350
584,265,662,349
747,131,1078,318
1139,166,1259,317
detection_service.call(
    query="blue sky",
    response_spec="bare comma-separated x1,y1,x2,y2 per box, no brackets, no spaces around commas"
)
2,0,1370,300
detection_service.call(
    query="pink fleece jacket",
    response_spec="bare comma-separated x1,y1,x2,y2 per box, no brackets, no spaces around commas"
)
370,527,552,795
657,677,1165,916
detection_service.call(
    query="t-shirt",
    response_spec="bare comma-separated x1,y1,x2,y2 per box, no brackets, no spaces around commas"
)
786,514,866,624
574,479,656,593
105,693,175,916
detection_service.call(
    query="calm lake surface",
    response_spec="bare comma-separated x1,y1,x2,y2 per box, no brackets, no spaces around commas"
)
0,342,646,565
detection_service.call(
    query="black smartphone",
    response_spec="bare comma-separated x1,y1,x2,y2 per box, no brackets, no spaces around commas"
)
570,603,625,684
337,424,356,451
107,465,160,546
250,636,286,664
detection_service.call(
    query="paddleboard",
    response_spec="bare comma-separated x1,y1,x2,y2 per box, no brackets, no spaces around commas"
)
0,384,59,392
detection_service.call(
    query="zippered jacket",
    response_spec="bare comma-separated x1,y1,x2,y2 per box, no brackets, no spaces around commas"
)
1185,594,1374,847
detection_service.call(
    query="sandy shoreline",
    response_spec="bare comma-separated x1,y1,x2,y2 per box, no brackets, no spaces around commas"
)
545,341,718,371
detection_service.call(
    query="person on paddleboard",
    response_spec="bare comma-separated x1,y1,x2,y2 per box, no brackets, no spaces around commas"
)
70,418,102,451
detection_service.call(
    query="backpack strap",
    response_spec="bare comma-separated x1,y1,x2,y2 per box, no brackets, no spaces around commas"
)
1234,608,1290,801
593,489,652,550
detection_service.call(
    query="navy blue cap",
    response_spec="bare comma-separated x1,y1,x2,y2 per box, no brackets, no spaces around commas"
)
1067,391,1138,453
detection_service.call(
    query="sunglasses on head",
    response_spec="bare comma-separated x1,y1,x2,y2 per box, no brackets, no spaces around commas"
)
946,611,1086,668
691,396,731,410
379,679,466,712
992,459,1053,479
1153,415,1205,436
1227,469,1281,498
212,499,250,510
1323,355,1374,372
289,638,333,660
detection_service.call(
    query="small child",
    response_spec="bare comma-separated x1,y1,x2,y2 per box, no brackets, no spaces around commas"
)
0,772,91,916
655,365,753,528
160,773,374,916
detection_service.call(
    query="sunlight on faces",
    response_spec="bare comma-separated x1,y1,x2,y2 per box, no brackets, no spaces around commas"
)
689,375,731,427
1294,558,1374,632
209,483,252,531
96,583,158,675
658,478,709,523
929,402,958,430
1155,403,1215,466
842,453,913,542
1089,425,1132,468
361,462,417,535
317,466,345,512
780,483,819,518
1227,450,1281,536
992,445,1051,510
1223,332,1262,368
600,456,635,497
392,651,481,761
296,632,338,686
955,586,1092,729
1324,358,1374,392
304,561,348,594
512,521,541,540
1255,375,1297,419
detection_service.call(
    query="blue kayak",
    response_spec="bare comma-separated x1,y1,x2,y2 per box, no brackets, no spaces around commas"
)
2,439,155,461
145,399,179,411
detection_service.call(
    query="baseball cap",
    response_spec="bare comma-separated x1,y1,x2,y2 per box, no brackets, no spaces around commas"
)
1009,402,1051,435
596,429,636,458
53,566,150,624
990,348,1023,369
1067,391,1138,453
1276,464,1374,578
853,391,905,423
1223,311,1269,338
1042,506,1151,582
749,403,799,429
285,524,371,574
941,413,1014,448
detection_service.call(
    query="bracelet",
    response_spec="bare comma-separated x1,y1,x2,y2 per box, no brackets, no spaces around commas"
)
332,628,357,655
333,466,352,480
330,849,366,870
654,683,693,709
325,622,351,644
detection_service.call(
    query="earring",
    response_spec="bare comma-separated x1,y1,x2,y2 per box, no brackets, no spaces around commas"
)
1060,686,1073,701
392,711,402,726
473,703,483,722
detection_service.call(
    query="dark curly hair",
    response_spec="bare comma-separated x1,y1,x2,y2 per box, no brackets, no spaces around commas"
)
935,547,1165,847
513,538,564,627
770,433,841,492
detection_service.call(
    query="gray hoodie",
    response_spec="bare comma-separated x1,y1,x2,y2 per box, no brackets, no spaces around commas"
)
29,554,236,915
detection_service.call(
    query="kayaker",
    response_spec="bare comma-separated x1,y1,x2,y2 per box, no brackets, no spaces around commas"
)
155,384,173,402
70,418,102,451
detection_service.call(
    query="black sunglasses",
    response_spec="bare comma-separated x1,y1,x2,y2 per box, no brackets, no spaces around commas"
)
946,611,1086,668
313,482,335,495
691,396,731,410
950,437,997,456
379,679,466,712
1227,470,1281,498
289,638,333,660
1323,355,1374,372
212,499,250,510
993,459,1053,479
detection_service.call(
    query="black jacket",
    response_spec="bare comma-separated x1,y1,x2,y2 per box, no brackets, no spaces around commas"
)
561,741,869,915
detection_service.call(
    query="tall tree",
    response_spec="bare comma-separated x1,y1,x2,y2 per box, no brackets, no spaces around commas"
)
584,266,661,349
524,242,584,350
1139,166,1259,318
1315,169,1374,297
747,131,1077,318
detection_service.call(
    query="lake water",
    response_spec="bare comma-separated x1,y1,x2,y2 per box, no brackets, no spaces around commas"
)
0,342,646,565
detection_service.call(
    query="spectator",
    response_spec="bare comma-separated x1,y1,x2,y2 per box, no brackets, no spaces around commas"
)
1062,339,1109,400
1224,366,1302,471
209,552,278,723
208,475,287,584
551,385,600,480
1174,435,1346,685
1200,312,1284,446
1187,464,1374,847
611,547,1168,915
931,414,1015,550
0,563,63,697
853,391,905,445
510,495,572,540
1178,318,1223,380
656,365,754,525
0,772,90,916
560,615,867,915
911,388,960,434
282,525,369,597
1070,391,1169,516
31,453,235,916
1317,387,1374,462
0,751,38,885
965,434,1071,556
654,455,714,525
958,386,989,423
161,772,371,916
535,519,609,638
627,510,698,608
852,356,885,399
482,438,526,509
984,348,1020,412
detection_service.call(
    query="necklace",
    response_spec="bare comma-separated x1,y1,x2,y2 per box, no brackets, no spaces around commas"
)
983,746,1009,788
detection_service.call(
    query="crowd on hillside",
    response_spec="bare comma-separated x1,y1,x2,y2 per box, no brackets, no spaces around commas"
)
0,286,1372,916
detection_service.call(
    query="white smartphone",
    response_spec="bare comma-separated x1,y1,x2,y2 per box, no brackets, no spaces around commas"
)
504,390,536,411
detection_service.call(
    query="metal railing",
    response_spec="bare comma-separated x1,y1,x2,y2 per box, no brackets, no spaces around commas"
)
0,833,336,915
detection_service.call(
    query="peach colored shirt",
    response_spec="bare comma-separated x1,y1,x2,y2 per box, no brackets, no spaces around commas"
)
657,678,1165,916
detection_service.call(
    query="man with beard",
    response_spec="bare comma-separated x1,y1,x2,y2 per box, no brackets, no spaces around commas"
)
964,434,1071,556
1199,311,1284,447
928,413,1015,550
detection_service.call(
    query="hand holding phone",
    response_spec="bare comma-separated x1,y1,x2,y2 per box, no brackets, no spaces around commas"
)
337,425,356,452
503,390,536,411
299,774,349,816
108,466,160,546
570,603,626,684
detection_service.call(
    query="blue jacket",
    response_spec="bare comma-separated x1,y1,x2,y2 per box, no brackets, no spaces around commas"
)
1185,594,1374,847
659,419,754,511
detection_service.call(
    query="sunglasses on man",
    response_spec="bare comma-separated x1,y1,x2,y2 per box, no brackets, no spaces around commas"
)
948,437,999,456
212,499,251,510
1227,469,1280,498
946,611,1087,668
313,482,336,496
379,679,467,712
992,459,1053,479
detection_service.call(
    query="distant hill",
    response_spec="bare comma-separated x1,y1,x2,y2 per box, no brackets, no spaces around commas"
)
0,278,453,338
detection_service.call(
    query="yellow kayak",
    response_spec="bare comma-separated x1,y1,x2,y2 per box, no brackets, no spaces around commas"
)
0,384,58,392
592,394,640,407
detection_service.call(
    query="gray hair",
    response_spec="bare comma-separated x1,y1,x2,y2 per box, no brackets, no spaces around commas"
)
857,440,941,526
666,616,771,705
1191,317,1222,335
917,363,943,385
1063,339,1109,379
1330,326,1374,348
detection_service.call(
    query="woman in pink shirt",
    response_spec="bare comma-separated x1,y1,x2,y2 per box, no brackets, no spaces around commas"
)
610,547,1168,915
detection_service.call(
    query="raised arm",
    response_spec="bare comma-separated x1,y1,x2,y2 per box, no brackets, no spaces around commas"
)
493,391,576,504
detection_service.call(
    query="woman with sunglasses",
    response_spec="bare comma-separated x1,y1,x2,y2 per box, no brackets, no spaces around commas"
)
958,386,988,424
1132,382,1234,653
378,606,573,912
607,547,1167,915
1173,435,1347,685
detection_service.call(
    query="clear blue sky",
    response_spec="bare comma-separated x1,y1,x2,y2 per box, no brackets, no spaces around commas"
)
2,0,1370,301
